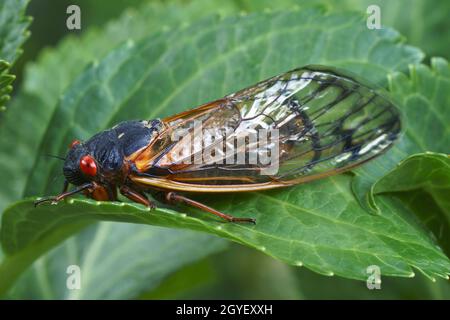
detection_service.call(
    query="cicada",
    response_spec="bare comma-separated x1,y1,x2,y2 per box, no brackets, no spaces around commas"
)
36,66,401,223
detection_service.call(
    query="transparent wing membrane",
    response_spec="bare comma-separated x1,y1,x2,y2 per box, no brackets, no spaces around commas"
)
130,66,401,189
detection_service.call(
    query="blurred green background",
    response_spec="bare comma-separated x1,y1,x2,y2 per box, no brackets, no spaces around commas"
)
4,0,450,299
13,0,450,85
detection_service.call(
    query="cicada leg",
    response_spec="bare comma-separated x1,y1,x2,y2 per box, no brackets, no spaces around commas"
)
34,182,94,206
61,180,69,193
120,185,156,209
86,184,117,201
165,192,256,224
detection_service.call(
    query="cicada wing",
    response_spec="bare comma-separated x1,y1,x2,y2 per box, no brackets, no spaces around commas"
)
130,66,401,190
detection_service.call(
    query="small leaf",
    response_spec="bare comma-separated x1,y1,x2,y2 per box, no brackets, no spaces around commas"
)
374,153,450,204
372,152,450,255
0,60,14,111
352,58,450,212
0,0,31,112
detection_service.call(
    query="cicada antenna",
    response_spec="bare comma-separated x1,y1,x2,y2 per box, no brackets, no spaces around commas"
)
43,154,66,161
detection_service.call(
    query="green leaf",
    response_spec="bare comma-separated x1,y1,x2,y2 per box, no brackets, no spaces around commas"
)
199,244,450,299
0,0,235,298
374,153,450,210
372,153,450,255
0,0,31,111
3,7,448,293
7,222,226,299
361,0,450,59
352,58,450,213
230,0,450,59
137,259,217,299
314,0,450,59
293,265,450,299
0,0,31,63
193,245,305,299
0,60,14,110
5,175,450,285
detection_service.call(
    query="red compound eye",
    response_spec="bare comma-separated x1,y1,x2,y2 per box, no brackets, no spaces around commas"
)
70,139,81,148
80,155,97,176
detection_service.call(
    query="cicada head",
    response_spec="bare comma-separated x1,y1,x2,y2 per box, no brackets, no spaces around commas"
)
63,142,93,185
62,120,162,186
63,130,125,186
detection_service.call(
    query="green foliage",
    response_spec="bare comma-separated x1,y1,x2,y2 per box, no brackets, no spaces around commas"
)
236,0,450,59
374,153,449,214
205,245,450,299
6,222,226,299
303,0,450,59
363,0,450,59
0,0,31,111
374,152,450,257
0,0,236,298
0,0,31,63
352,58,450,213
0,60,14,110
0,0,449,299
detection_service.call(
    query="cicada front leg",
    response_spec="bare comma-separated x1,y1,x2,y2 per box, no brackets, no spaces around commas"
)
34,182,94,206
